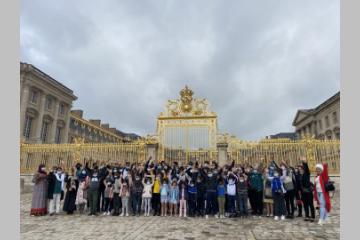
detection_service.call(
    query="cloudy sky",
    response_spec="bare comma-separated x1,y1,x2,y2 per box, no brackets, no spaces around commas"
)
20,0,340,140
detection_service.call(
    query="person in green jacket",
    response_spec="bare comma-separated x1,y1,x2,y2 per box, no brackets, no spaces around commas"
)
249,163,264,217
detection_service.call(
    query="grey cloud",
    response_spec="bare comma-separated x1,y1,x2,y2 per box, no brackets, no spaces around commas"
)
20,0,339,140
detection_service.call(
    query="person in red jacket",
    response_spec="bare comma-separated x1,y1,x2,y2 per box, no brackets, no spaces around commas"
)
314,163,331,225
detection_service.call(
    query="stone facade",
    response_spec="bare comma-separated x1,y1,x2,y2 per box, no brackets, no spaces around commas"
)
20,62,77,144
68,109,131,143
292,92,340,140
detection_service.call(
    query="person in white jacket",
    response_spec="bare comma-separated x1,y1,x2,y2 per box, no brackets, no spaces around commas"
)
142,175,154,216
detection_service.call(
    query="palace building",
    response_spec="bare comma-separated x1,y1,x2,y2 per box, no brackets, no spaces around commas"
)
20,62,139,144
292,92,340,140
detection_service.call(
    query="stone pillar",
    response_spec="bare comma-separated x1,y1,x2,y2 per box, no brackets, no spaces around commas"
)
48,99,59,143
62,105,72,143
217,143,228,167
146,143,158,164
33,93,46,143
20,83,30,139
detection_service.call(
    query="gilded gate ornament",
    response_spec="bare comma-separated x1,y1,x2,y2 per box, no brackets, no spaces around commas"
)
180,85,194,113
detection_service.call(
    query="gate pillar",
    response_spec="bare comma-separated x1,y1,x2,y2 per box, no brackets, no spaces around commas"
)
217,143,228,167
146,143,159,164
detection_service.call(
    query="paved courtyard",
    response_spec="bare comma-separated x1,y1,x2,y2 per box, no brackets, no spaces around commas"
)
21,190,340,240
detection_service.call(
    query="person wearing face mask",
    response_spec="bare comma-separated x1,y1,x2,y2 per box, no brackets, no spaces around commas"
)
30,164,48,216
187,178,197,217
86,167,100,216
46,166,57,214
226,172,238,218
314,163,331,225
264,166,274,218
142,175,154,217
236,174,249,218
130,174,144,217
201,166,220,219
112,172,121,216
281,163,296,219
299,159,315,222
294,166,303,217
49,167,65,216
63,175,77,215
152,174,162,216
196,176,206,217
267,168,286,221
75,168,88,214
249,164,264,217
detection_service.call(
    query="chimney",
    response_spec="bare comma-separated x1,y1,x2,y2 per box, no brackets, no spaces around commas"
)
101,123,110,129
89,119,101,126
71,109,83,118
109,127,117,133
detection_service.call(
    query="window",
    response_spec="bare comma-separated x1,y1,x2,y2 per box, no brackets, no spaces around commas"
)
40,121,49,143
23,116,33,140
318,120,323,130
29,90,38,104
325,116,330,128
332,112,338,124
59,103,65,115
45,97,52,110
55,126,62,144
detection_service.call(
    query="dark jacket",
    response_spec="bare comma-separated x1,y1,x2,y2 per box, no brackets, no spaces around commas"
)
249,172,264,192
300,162,313,191
47,172,56,199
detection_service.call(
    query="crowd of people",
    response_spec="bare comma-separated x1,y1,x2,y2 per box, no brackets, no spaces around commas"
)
29,155,333,225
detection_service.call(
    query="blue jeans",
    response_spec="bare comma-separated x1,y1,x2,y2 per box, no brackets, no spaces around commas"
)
317,192,328,220
227,195,236,214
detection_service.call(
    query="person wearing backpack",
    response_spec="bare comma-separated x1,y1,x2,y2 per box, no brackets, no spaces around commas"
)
314,163,332,225
281,163,296,219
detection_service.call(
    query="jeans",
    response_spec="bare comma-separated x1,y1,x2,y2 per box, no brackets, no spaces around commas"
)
104,197,113,213
122,197,129,215
88,190,98,215
227,195,236,214
206,191,218,215
317,192,328,220
302,191,315,219
49,193,61,214
132,193,142,215
188,193,197,216
273,192,286,217
238,195,248,216
143,197,151,215
284,189,295,216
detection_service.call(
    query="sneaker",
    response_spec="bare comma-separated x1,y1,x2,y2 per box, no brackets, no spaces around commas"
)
274,216,279,221
215,214,219,219
107,212,111,216
103,212,107,216
318,219,324,225
205,215,209,219
220,215,225,219
126,213,129,217
281,215,285,220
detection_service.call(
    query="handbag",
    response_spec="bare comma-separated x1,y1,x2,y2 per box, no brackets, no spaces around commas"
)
283,176,294,191
265,187,272,198
324,180,335,192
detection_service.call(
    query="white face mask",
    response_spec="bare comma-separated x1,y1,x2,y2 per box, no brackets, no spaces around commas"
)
239,179,244,182
41,167,46,171
253,170,257,173
274,173,279,177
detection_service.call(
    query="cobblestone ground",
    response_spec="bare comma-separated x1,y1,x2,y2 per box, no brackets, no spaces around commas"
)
21,191,340,240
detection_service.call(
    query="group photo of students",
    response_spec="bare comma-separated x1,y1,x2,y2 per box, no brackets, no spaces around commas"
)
29,155,334,226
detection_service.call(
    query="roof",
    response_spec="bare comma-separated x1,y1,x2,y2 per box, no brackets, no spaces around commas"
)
292,91,340,126
270,132,297,140
20,62,77,100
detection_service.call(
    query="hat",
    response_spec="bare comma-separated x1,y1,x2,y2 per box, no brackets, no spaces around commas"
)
315,164,324,171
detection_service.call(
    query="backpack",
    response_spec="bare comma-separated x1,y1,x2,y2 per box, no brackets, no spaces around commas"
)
283,173,294,191
324,179,335,192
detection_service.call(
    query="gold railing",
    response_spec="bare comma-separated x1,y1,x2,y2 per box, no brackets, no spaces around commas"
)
228,137,340,174
20,138,147,174
20,136,340,174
